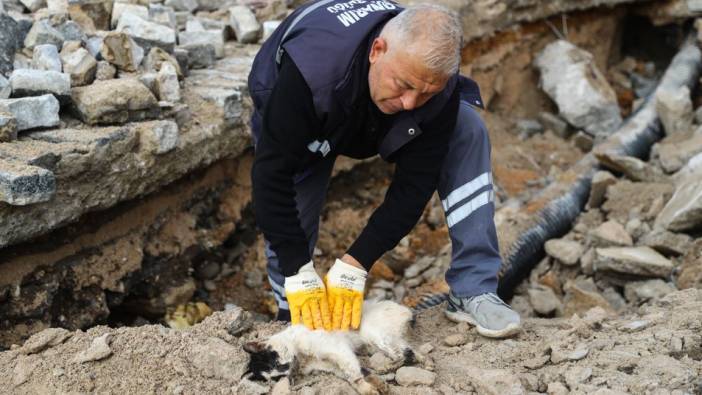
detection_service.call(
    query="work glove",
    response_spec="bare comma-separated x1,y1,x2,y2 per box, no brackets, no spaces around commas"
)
325,259,367,330
284,261,332,330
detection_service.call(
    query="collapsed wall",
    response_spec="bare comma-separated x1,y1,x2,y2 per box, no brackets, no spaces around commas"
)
0,0,684,348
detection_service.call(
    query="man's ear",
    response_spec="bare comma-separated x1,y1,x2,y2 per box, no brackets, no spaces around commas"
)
369,37,387,64
243,341,266,354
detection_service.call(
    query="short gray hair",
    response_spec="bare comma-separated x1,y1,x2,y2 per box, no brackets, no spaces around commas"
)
381,4,463,76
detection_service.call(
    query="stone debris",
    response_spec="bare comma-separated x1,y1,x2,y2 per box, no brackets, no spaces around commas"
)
68,0,112,32
117,13,177,53
0,14,20,76
587,170,617,209
156,61,180,102
229,5,262,44
32,44,62,72
0,94,60,131
100,32,145,72
465,367,525,395
19,0,44,12
60,46,97,86
534,40,622,138
70,78,159,124
443,333,468,347
73,333,112,363
594,246,674,278
544,238,584,266
395,366,436,386
528,285,562,316
516,118,543,140
179,43,215,69
0,111,18,142
57,20,88,43
563,278,613,316
0,75,10,100
149,4,177,29
368,351,395,373
656,86,694,136
638,229,691,256
588,220,633,247
111,3,149,29
136,120,179,155
9,69,71,102
24,20,64,50
19,328,72,355
178,30,225,59
164,0,197,13
623,279,675,304
538,111,569,138
550,343,589,364
0,158,56,205
145,47,182,78
655,179,702,231
597,153,662,182
95,60,116,80
656,130,702,173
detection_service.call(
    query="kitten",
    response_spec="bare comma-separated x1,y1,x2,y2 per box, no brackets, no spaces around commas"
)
242,300,417,395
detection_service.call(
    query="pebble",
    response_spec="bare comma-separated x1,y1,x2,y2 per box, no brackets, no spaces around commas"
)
418,342,434,354
547,381,569,395
443,334,468,347
565,366,593,388
73,333,112,363
395,366,436,386
550,343,589,364
369,351,395,373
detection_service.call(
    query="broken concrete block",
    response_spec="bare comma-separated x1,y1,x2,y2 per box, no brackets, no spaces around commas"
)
60,47,97,86
0,94,60,131
156,61,179,102
0,14,20,76
67,0,112,32
594,246,674,278
70,78,159,124
639,229,691,257
262,20,281,41
655,180,702,232
587,170,617,209
19,0,44,12
177,30,224,58
111,2,148,29
179,43,214,69
589,220,633,247
656,131,702,173
164,0,196,12
148,4,176,29
229,5,261,44
544,238,584,266
100,31,144,72
535,40,622,138
656,86,693,136
117,12,177,53
32,44,62,72
9,69,71,102
95,60,116,80
0,158,56,205
0,111,18,142
0,75,10,99
57,20,87,43
24,20,64,50
144,47,181,78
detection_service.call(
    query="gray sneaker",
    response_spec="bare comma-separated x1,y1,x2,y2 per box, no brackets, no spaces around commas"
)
445,292,521,338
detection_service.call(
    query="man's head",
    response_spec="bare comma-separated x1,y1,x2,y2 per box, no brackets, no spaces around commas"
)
368,4,463,114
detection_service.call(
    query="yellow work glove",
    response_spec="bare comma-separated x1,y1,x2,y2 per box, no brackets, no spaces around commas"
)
325,259,367,331
284,261,331,330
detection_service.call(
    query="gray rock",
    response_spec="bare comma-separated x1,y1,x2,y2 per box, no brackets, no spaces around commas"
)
138,72,157,95
528,285,562,316
538,111,570,138
465,367,525,395
84,35,103,59
623,279,675,304
597,153,662,182
547,382,569,395
263,20,281,41
564,366,592,389
19,0,44,12
178,30,224,58
95,60,116,80
67,0,112,32
101,32,144,72
625,218,650,241
573,131,594,152
550,343,589,364
404,256,434,278
60,47,96,86
173,48,188,77
395,366,436,386
138,120,179,154
516,119,543,140
144,47,182,77
369,351,395,373
70,78,159,125
544,238,584,266
534,40,622,138
32,44,62,72
587,170,617,209
156,61,180,102
46,0,68,13
443,333,468,347
655,180,702,231
639,229,691,256
185,18,205,32
164,0,197,12
117,13,177,53
20,327,71,355
589,220,633,247
594,246,674,278
179,43,215,69
0,111,18,142
73,333,112,363
0,74,11,99
0,158,56,205
0,94,60,131
0,14,21,77
24,20,64,50
656,86,693,135
9,69,71,103
111,2,148,29
57,21,87,43
229,5,261,44
148,4,177,29
657,131,702,173
190,337,247,380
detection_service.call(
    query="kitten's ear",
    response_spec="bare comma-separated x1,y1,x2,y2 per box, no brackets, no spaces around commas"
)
243,341,266,354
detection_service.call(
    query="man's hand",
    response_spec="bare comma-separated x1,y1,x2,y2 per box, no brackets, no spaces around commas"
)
325,257,367,330
284,261,332,330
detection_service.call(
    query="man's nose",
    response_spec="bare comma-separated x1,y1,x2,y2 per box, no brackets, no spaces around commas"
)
400,91,419,111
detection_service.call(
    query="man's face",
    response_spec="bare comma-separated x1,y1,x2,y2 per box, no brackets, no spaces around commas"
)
368,37,448,115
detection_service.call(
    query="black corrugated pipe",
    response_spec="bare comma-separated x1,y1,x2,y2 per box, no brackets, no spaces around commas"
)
414,38,702,311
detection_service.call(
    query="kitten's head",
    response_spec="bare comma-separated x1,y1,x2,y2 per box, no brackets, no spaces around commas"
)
242,341,294,382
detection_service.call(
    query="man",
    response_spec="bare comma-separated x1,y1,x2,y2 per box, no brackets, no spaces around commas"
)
248,0,521,338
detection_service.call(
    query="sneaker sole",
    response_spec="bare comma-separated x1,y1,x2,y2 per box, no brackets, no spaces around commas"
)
444,309,521,339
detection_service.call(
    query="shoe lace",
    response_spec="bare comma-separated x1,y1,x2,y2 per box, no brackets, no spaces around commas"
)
470,293,509,311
